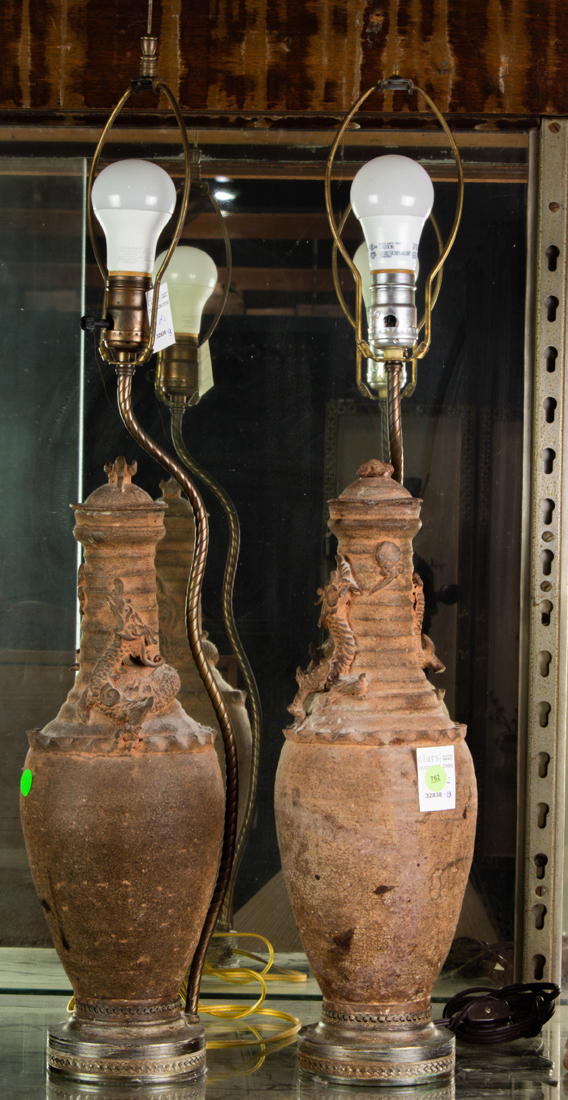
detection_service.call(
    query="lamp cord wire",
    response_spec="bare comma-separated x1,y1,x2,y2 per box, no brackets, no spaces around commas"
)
170,406,262,925
436,982,560,1044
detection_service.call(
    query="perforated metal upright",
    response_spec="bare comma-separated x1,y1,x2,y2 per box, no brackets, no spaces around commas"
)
516,121,568,985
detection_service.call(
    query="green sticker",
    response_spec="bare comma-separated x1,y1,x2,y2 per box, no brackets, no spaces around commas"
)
425,765,447,793
20,769,33,797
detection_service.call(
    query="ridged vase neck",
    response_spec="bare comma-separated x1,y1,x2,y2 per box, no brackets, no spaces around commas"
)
286,461,459,744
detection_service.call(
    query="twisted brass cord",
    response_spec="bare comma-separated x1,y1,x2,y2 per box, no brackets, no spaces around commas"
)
170,406,262,925
379,397,390,465
386,364,403,486
115,366,238,1020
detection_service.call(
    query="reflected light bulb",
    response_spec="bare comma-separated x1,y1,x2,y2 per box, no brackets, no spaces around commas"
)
354,241,387,394
353,242,372,311
153,246,218,335
354,241,419,309
350,154,433,277
93,159,176,274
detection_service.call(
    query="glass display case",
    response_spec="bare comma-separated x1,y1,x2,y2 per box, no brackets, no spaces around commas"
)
0,122,565,1029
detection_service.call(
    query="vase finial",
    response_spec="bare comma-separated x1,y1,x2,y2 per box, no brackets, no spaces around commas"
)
104,456,138,490
357,459,394,479
159,476,182,500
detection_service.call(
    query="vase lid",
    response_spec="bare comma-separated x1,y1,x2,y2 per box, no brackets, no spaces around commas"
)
157,476,192,517
335,459,420,504
77,457,165,511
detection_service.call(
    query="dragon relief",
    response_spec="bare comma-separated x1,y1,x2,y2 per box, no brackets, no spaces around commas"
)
288,555,368,724
411,573,446,674
77,577,180,736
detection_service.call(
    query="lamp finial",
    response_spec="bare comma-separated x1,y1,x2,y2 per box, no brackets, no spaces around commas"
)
104,457,138,490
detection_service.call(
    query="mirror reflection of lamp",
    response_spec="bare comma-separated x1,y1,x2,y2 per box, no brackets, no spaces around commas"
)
353,241,383,395
350,154,433,394
90,159,177,356
153,245,218,405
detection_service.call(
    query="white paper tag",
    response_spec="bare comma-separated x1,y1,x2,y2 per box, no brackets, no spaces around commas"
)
145,284,176,352
197,339,214,398
416,746,456,812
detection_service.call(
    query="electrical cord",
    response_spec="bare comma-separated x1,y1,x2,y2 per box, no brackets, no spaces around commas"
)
436,982,560,1044
181,932,303,1048
170,406,263,927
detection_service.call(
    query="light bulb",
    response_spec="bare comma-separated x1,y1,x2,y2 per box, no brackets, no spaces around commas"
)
153,246,218,335
350,154,433,276
93,159,176,274
353,242,372,310
153,246,219,405
350,155,433,357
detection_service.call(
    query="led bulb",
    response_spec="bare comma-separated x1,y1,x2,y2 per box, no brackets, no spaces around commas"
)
153,246,218,335
351,154,433,276
92,159,176,274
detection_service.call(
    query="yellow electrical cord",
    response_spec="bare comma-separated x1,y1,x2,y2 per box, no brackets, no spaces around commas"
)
67,932,305,1051
204,1021,299,1082
187,932,304,1046
222,947,307,981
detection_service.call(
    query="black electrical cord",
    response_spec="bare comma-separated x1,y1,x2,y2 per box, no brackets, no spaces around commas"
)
436,982,560,1044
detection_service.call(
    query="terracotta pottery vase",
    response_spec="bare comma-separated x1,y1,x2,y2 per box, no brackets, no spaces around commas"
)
20,458,224,1086
155,477,253,962
274,460,477,1085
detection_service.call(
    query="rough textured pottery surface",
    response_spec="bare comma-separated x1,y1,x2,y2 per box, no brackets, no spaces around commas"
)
20,458,225,1084
274,460,477,1084
154,476,253,841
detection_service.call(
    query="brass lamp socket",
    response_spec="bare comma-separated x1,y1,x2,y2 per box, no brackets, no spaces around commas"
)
103,273,152,355
156,334,199,400
140,36,158,77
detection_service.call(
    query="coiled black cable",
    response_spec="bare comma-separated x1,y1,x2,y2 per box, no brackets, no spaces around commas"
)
436,982,559,1044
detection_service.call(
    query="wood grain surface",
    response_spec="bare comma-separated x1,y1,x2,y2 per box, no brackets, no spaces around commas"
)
0,0,565,120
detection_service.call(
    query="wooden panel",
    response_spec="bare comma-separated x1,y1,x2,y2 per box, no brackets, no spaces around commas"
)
0,0,566,119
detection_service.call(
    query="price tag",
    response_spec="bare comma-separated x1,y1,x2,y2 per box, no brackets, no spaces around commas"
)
197,339,214,398
416,746,455,812
145,283,176,352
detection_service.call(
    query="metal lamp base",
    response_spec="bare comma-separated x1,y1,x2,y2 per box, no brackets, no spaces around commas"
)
297,1009,455,1086
47,1074,206,1100
47,1016,206,1085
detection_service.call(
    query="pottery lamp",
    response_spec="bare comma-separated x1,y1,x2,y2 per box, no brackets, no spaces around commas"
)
275,461,477,1085
274,69,475,1088
21,9,240,1087
20,459,225,1085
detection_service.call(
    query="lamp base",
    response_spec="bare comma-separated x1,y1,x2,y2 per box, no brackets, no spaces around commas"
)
297,1011,454,1086
47,1015,206,1084
47,1074,206,1100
